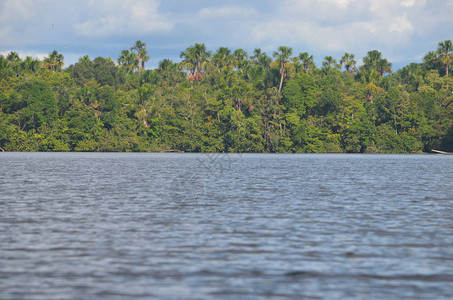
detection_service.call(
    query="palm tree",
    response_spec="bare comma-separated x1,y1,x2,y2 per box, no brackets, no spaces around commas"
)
232,49,248,70
6,51,20,63
362,50,383,72
0,55,13,77
251,48,272,68
43,50,64,72
362,50,381,69
362,50,392,77
131,40,149,74
180,43,212,84
21,56,41,73
117,50,138,74
0,55,9,69
340,53,356,73
423,51,439,70
7,52,22,74
297,52,316,73
79,55,91,64
376,58,392,76
272,46,293,95
322,56,337,71
158,59,180,86
361,69,383,103
212,47,234,72
117,50,128,65
437,40,452,76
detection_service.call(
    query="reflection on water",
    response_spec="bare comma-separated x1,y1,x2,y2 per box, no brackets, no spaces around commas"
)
1,153,452,299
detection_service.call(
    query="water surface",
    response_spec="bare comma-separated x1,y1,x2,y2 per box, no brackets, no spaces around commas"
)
1,153,452,299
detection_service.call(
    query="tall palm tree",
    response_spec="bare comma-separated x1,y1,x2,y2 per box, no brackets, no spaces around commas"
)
376,58,392,76
43,50,64,72
292,52,315,74
117,50,138,74
117,50,128,65
362,50,392,77
131,40,149,74
300,52,316,72
437,40,452,76
360,70,383,103
180,43,212,84
423,51,439,70
212,47,234,72
363,50,381,68
6,51,20,63
362,50,382,71
158,59,180,86
340,53,356,73
21,56,41,73
251,48,272,68
232,48,248,70
322,56,337,71
272,46,293,95
6,52,22,75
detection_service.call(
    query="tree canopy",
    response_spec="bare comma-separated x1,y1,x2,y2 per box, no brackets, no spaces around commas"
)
0,40,452,153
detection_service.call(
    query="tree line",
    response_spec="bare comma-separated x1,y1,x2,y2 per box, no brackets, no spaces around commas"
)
0,40,452,152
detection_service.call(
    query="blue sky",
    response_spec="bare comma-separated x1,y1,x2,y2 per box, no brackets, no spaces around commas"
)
1,0,452,70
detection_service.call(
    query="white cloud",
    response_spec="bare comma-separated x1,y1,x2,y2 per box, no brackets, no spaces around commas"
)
401,0,416,7
317,0,354,9
198,6,257,18
0,0,451,69
74,0,173,37
0,50,47,61
248,0,434,61
0,0,39,45
0,0,34,22
389,15,413,33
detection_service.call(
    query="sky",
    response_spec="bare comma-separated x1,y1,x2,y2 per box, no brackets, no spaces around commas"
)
1,0,452,71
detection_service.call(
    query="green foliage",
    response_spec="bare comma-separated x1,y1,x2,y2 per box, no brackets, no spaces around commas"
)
283,74,318,117
0,42,452,153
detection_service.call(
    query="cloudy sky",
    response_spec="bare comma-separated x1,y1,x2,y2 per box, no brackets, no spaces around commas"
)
1,0,452,70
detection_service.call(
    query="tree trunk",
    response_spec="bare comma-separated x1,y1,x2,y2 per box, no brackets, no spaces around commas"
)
278,66,285,95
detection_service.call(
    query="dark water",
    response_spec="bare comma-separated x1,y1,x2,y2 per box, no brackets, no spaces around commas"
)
1,153,452,299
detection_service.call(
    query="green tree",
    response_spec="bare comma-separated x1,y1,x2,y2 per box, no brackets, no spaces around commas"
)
16,80,58,132
322,56,338,72
361,50,392,76
131,40,150,74
117,50,138,74
43,50,64,72
157,59,182,86
283,74,318,117
362,50,382,71
272,46,293,95
180,43,212,84
292,52,315,74
437,40,452,76
251,48,272,68
212,47,234,72
423,51,441,71
376,58,392,76
340,53,356,73
21,56,41,73
232,48,249,71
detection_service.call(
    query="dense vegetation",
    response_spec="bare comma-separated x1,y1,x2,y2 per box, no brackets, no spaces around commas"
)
1,40,452,153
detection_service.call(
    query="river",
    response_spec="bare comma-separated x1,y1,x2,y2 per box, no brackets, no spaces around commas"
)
1,153,452,299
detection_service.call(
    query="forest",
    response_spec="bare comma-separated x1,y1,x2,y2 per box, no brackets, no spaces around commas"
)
0,40,452,153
